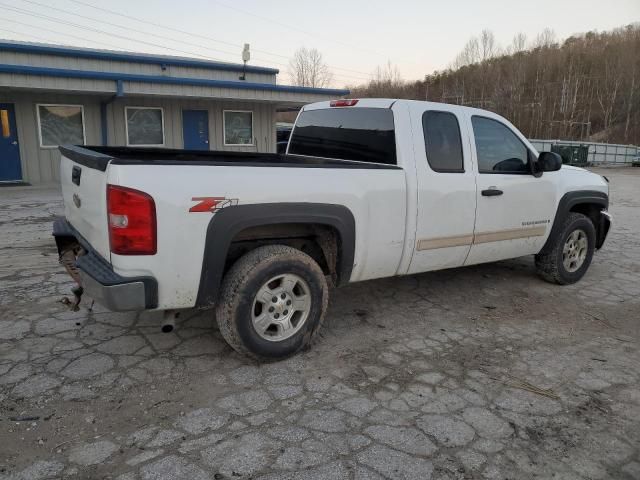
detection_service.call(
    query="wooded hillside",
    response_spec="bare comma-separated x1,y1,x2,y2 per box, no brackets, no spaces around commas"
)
350,24,640,144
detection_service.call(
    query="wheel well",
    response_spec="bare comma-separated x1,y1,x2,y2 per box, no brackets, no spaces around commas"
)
570,202,603,228
224,223,340,283
569,202,607,244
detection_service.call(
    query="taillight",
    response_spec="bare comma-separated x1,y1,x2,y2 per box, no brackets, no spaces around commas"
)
330,99,359,107
107,185,156,255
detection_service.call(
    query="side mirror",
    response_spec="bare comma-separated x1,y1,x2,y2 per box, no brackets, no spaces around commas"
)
537,151,562,173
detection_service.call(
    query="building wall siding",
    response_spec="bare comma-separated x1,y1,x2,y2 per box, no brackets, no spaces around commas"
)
0,73,115,94
0,91,102,184
0,74,332,106
0,51,276,84
107,97,276,153
0,91,276,184
0,45,345,184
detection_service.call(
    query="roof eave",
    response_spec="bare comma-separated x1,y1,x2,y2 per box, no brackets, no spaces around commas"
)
0,40,280,75
0,63,350,96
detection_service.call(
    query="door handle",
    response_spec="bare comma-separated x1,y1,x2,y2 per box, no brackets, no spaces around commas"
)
482,188,503,197
11,141,17,145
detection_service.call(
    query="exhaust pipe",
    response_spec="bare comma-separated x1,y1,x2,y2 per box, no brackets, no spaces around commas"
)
161,310,180,333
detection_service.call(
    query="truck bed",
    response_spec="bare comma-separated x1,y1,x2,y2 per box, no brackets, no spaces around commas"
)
58,143,408,310
59,145,401,171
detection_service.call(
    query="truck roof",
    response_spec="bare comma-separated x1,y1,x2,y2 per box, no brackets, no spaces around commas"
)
301,98,520,134
302,98,498,117
303,98,397,110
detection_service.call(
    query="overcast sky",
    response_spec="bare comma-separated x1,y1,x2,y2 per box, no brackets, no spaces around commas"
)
1,0,638,86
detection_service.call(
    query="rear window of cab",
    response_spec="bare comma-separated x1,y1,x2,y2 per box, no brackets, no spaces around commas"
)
288,108,397,165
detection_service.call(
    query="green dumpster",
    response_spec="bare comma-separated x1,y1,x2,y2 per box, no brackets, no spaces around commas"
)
551,144,589,166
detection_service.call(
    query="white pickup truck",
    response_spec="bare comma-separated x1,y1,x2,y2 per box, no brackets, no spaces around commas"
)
54,98,611,359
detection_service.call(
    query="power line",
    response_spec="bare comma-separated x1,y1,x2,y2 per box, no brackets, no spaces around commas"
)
209,0,387,61
0,27,78,46
3,0,372,85
68,0,253,52
65,0,374,79
0,3,230,63
18,0,243,61
0,25,352,89
0,17,132,51
9,0,372,83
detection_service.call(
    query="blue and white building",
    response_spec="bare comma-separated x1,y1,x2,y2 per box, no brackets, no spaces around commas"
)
0,41,347,184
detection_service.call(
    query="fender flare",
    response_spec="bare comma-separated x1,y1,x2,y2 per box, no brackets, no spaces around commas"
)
195,203,356,307
539,190,608,254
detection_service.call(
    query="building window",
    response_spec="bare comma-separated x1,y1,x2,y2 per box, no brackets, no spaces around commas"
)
1,109,10,138
224,110,253,146
125,107,165,146
37,104,85,148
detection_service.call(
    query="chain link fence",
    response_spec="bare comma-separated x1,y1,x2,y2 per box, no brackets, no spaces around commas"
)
530,139,639,166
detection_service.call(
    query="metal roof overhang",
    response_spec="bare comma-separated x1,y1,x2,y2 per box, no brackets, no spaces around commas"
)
0,64,349,105
0,41,280,75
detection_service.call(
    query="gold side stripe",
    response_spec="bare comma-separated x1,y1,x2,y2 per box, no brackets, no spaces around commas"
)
473,226,546,244
417,234,474,251
417,226,546,251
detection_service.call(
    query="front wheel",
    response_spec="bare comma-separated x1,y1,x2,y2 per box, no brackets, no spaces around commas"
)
215,245,328,360
535,212,596,285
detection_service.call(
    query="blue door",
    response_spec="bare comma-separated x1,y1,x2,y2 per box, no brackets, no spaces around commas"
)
0,104,22,182
182,110,210,150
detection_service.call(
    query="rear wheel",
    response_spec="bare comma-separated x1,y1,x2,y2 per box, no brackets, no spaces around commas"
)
535,212,596,285
215,245,328,360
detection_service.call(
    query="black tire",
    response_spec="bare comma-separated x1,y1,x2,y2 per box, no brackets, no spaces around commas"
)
535,212,596,285
215,245,328,360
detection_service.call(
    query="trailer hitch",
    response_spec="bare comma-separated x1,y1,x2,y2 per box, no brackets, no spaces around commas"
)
57,242,89,312
52,218,96,312
59,285,84,311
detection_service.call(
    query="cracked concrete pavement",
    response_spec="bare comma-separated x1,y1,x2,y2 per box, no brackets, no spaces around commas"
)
1,168,639,480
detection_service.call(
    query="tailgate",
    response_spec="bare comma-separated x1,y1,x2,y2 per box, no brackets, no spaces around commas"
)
60,148,111,260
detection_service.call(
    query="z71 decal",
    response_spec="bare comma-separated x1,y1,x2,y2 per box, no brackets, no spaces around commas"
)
189,197,238,213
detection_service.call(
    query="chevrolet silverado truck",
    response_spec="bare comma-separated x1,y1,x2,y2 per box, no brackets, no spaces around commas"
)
53,98,611,359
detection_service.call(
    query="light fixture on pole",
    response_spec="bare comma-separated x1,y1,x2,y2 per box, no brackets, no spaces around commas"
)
240,43,250,80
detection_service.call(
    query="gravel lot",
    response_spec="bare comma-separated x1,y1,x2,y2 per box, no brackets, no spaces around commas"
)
1,168,639,480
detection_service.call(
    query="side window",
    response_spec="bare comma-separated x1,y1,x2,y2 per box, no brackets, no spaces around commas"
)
422,111,464,172
471,116,529,173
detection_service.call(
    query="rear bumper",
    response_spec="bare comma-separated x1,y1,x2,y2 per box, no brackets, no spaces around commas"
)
52,218,158,311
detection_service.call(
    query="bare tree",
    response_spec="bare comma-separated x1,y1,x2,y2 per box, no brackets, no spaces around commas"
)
367,61,404,97
288,47,333,88
351,24,640,145
622,25,640,141
480,30,499,61
453,37,480,67
508,32,527,54
453,30,499,68
372,61,402,85
535,28,556,48
596,56,623,140
345,61,407,98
